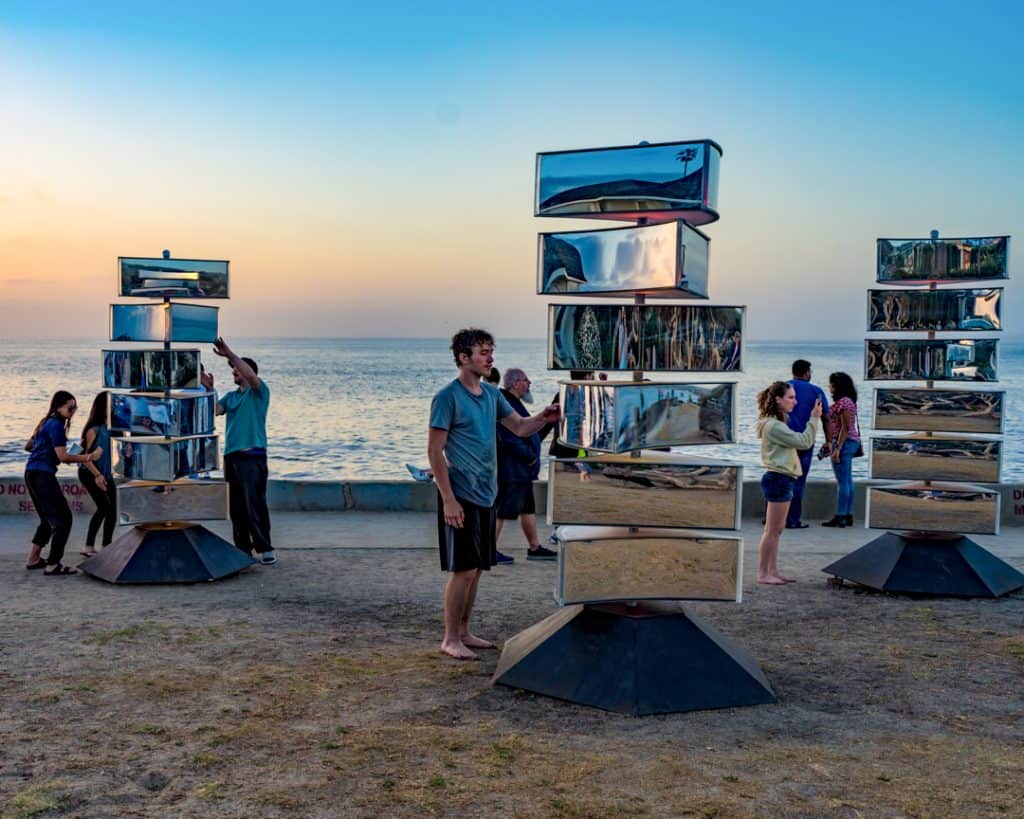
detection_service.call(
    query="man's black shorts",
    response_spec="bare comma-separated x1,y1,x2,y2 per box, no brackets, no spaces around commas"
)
437,492,497,572
495,481,535,520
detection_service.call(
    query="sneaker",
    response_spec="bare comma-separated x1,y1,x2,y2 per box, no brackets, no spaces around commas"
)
260,551,278,565
526,545,557,561
495,550,515,565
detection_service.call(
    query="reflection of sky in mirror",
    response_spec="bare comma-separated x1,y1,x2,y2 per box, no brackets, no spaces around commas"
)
169,304,218,342
111,304,166,341
565,223,677,290
538,143,706,203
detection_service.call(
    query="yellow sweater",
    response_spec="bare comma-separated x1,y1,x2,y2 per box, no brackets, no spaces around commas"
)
755,417,819,478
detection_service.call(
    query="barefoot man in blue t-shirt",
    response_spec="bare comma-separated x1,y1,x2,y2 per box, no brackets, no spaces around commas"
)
428,328,559,661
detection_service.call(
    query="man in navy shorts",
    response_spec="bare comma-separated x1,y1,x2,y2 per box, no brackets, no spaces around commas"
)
428,328,560,660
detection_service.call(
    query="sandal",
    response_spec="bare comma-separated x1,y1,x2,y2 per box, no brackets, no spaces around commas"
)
43,564,79,576
25,560,46,570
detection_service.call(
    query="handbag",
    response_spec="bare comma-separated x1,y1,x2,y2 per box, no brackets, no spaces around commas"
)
853,441,864,458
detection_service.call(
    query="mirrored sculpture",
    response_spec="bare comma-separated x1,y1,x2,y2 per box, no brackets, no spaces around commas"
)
113,435,220,482
117,480,228,525
559,381,735,453
119,257,229,298
866,484,1000,535
538,220,709,298
865,339,997,381
877,236,1008,283
873,388,1004,434
110,392,216,437
102,349,200,390
549,304,743,371
110,303,219,343
555,526,742,605
549,455,740,529
870,435,1001,483
535,140,722,225
867,288,1002,332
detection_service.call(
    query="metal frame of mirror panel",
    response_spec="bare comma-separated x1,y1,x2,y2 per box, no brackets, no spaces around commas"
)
869,434,1002,483
872,388,1005,434
537,220,710,298
866,483,1000,535
547,454,742,530
534,139,723,225
864,339,998,382
118,256,230,299
876,236,1009,285
866,288,1002,332
548,304,745,372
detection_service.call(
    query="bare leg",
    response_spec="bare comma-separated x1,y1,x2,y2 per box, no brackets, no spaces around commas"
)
460,569,495,649
757,501,790,584
519,513,540,549
441,570,479,660
495,518,505,543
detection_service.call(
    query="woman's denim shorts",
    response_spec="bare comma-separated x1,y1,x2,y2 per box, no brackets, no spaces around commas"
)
761,470,796,503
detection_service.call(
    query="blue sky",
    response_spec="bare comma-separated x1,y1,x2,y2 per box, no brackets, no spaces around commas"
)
1,0,1021,339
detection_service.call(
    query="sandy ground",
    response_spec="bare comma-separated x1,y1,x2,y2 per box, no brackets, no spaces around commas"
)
1,512,1023,818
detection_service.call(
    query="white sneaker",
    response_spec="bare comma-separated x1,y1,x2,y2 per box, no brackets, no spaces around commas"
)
260,551,277,565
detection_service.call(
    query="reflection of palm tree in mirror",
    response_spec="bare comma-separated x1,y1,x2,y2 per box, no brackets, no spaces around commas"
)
676,148,697,177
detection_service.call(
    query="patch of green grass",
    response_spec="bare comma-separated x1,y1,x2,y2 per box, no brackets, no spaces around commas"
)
381,777,396,791
8,780,62,819
428,775,448,788
193,752,221,766
86,622,148,645
322,741,342,750
1004,638,1024,662
195,781,226,801
722,775,739,783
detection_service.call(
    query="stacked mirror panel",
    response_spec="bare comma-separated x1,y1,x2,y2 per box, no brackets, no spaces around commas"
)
865,235,1009,535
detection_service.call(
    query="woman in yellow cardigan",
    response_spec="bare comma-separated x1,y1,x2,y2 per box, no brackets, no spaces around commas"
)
754,381,822,585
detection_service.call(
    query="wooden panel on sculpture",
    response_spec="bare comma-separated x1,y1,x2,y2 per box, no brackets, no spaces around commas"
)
555,526,742,605
549,304,744,372
535,139,722,225
119,256,229,298
548,454,740,529
867,483,1000,535
877,236,1009,284
558,381,735,453
538,220,709,298
102,349,200,390
873,388,1004,434
113,435,220,482
110,303,219,343
110,392,216,437
117,479,228,525
865,339,997,381
867,288,1001,332
871,435,1001,483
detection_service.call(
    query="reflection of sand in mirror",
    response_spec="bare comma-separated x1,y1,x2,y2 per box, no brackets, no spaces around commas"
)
875,413,1000,433
874,390,1002,434
868,488,998,535
872,448,999,482
562,538,738,602
552,466,737,528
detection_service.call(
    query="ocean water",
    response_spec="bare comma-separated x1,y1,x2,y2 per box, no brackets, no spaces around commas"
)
1,338,1019,481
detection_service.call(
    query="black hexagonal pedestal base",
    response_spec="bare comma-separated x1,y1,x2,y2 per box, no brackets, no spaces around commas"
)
492,602,775,715
79,522,255,583
822,532,1024,598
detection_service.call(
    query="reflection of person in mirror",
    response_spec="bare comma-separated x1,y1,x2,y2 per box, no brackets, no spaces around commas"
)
203,337,275,566
23,391,104,575
77,392,116,558
496,369,557,562
754,382,821,585
428,328,560,661
785,360,829,530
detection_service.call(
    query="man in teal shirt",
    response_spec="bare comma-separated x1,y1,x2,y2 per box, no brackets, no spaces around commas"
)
201,337,274,564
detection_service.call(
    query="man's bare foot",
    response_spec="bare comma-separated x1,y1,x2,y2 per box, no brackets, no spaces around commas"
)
778,574,798,583
461,634,497,649
440,640,479,661
757,575,787,585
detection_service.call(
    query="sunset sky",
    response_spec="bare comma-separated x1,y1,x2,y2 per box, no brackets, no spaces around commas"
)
2,1,1021,340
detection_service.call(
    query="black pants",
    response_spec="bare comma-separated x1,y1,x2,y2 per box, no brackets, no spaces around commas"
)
224,451,272,554
25,469,72,567
79,468,117,547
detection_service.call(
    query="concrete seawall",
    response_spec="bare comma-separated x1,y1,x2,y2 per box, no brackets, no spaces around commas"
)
3,476,1024,527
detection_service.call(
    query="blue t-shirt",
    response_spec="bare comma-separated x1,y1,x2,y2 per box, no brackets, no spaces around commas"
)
25,417,68,474
430,379,513,507
787,378,830,442
217,379,270,455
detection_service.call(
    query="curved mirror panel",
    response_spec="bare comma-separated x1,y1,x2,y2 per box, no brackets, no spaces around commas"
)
535,140,722,225
110,303,219,343
865,339,997,381
870,435,1001,483
110,392,216,437
550,304,743,372
877,236,1008,284
119,257,229,298
873,388,1003,434
102,349,200,390
113,435,220,482
868,288,1001,332
867,483,999,535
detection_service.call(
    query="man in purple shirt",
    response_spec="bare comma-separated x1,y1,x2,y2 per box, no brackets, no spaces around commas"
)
786,359,829,528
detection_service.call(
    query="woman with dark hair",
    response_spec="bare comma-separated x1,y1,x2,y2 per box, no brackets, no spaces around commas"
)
24,391,103,574
755,381,822,584
822,371,862,528
78,392,116,557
